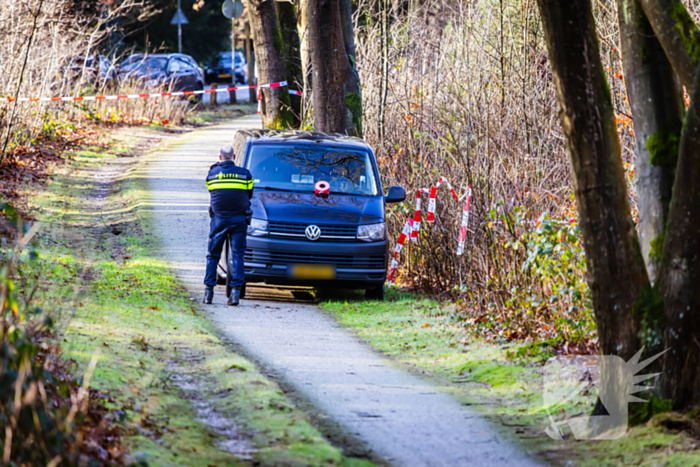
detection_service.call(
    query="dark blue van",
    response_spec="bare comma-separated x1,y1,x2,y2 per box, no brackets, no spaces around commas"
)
218,130,405,300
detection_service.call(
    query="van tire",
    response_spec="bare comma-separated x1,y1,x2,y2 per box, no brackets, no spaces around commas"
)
225,239,233,298
365,285,385,301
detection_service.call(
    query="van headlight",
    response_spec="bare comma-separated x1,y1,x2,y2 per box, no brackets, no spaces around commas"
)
247,218,268,236
357,222,386,241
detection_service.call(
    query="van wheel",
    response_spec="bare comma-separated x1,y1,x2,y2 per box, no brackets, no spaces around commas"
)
218,238,229,285
365,285,385,301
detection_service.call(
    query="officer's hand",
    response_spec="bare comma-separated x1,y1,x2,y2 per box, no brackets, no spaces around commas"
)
209,207,214,218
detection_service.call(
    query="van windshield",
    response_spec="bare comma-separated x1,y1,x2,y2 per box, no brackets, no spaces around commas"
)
247,144,379,196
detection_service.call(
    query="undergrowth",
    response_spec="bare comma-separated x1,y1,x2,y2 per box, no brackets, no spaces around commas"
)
1,200,128,466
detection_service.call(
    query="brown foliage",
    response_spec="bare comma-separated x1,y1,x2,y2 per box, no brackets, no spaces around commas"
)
356,0,642,343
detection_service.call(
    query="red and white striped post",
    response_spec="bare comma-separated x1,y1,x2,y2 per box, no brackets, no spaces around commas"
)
411,189,422,242
456,187,473,256
427,186,437,223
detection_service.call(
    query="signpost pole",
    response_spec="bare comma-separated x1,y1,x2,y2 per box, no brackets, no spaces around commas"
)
177,0,182,53
230,19,237,104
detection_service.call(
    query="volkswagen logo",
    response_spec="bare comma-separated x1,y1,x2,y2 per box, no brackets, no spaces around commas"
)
305,224,321,241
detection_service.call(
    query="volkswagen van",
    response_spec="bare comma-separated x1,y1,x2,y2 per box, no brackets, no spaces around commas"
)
218,130,405,300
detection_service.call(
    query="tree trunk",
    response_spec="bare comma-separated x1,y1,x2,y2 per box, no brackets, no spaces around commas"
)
276,0,302,120
378,0,389,142
294,0,312,124
247,0,294,129
616,0,683,286
535,0,649,363
657,66,700,409
295,0,311,92
308,0,360,135
339,0,355,60
340,0,362,136
640,0,700,94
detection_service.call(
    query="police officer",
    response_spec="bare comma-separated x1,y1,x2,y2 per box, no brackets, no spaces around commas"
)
203,145,253,306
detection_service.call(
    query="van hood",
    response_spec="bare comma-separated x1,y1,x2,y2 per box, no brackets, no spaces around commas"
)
251,191,384,225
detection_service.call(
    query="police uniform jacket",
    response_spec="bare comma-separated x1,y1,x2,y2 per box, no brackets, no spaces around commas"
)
206,160,254,217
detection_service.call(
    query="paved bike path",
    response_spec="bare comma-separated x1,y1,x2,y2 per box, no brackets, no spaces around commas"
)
143,115,545,467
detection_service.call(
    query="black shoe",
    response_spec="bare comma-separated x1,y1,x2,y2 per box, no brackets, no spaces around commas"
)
228,287,241,306
203,287,214,304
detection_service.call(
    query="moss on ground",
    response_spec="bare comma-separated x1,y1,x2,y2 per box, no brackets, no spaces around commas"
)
24,124,374,466
321,288,700,467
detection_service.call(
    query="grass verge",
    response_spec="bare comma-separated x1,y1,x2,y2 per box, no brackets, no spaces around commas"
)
22,122,373,466
321,289,700,467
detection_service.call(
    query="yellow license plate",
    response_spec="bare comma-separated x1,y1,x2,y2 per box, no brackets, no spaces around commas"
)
288,264,336,280
218,73,232,78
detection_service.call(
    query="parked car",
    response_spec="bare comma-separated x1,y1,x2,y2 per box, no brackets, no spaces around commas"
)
65,55,117,85
117,53,204,92
218,130,406,300
205,52,247,84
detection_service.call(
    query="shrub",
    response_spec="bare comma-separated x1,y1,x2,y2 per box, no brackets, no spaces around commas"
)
355,0,643,345
0,200,125,466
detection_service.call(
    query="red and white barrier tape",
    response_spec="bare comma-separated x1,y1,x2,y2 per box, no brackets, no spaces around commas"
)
0,81,294,103
256,87,303,114
388,179,472,286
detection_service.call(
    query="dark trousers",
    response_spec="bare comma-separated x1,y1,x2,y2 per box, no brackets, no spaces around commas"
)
204,215,247,289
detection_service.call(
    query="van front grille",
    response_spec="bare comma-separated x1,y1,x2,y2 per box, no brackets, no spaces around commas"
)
268,221,357,241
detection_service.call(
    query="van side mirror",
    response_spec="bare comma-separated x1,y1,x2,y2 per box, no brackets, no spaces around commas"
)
385,186,406,203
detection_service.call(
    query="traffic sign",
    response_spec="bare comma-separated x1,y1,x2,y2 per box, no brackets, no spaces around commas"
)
223,0,244,19
170,8,189,25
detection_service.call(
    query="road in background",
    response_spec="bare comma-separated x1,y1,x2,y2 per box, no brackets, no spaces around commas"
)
201,87,251,105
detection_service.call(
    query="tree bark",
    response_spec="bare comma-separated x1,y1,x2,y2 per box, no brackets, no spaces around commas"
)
294,0,312,124
378,0,389,142
616,0,683,286
657,66,700,409
640,0,700,93
340,0,362,136
308,0,360,135
295,0,312,93
339,0,355,60
247,0,294,129
276,0,302,120
535,0,650,363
